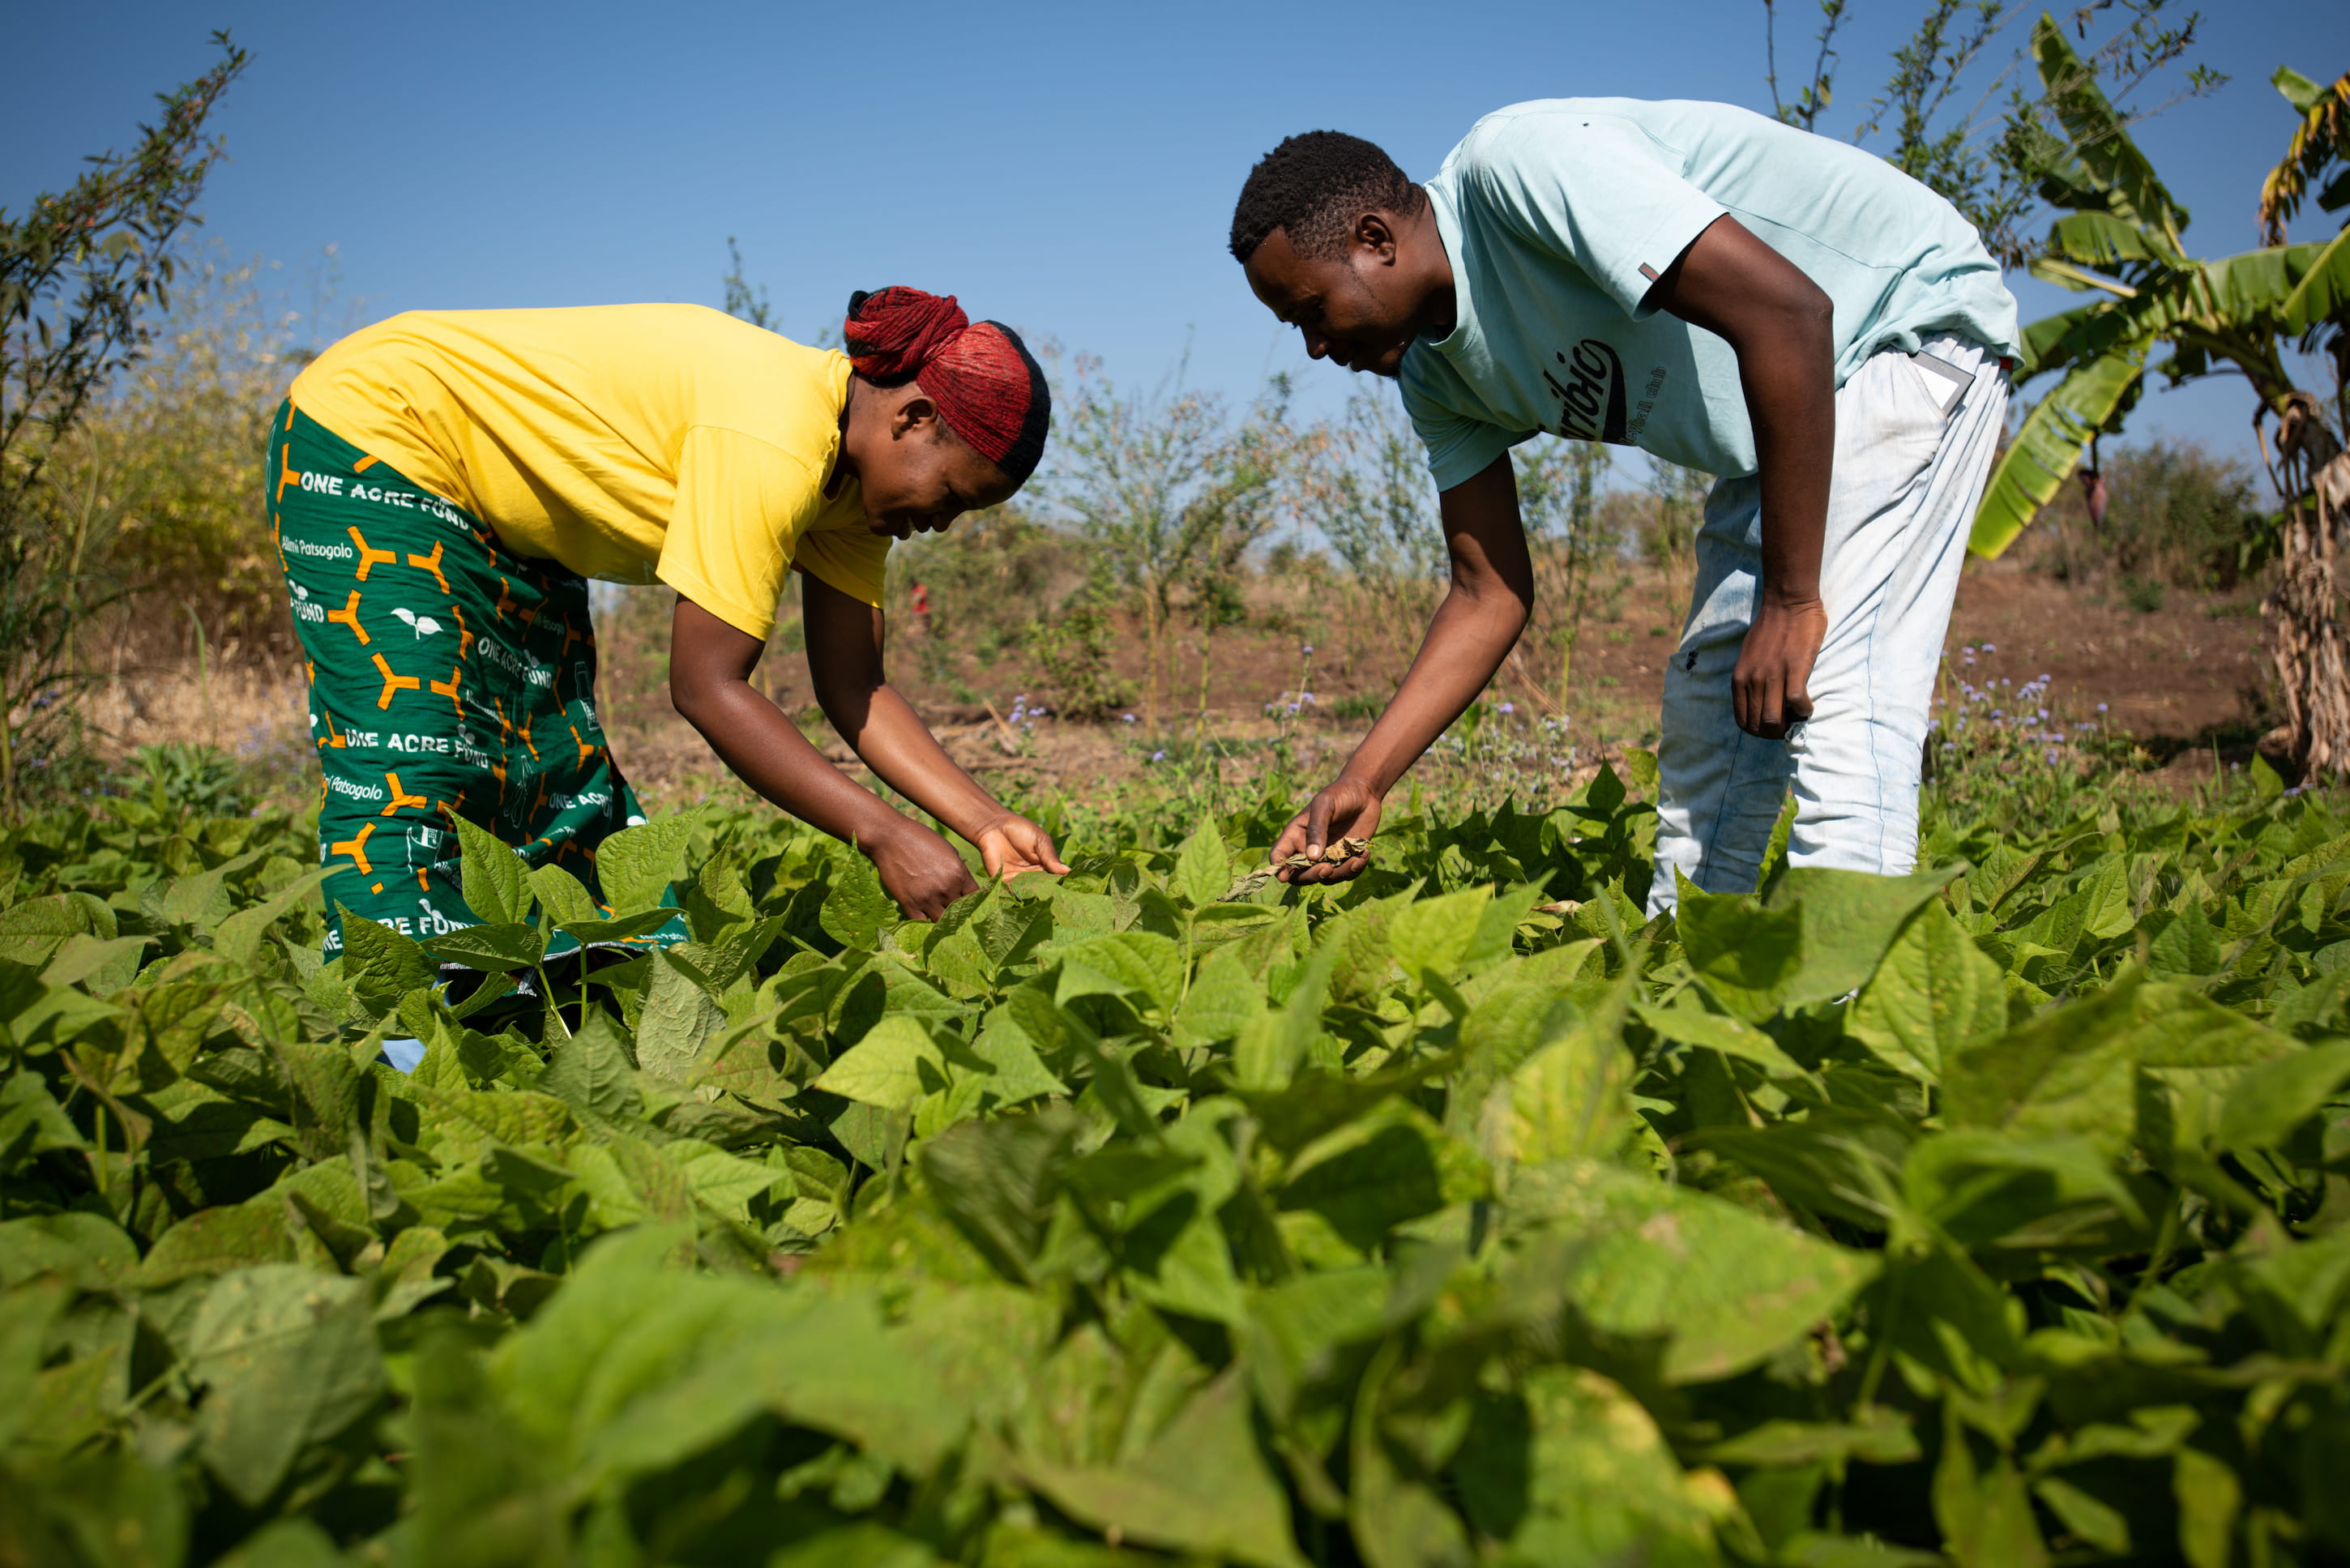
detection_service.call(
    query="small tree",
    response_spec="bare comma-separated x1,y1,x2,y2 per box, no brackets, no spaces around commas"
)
1047,356,1297,727
1761,0,2222,267
1290,386,1448,669
1512,435,1611,715
0,31,248,817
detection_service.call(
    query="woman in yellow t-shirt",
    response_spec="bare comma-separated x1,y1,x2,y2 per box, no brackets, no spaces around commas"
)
271,285,1063,955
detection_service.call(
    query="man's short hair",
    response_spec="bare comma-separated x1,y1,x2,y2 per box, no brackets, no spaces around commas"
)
1228,130,1424,263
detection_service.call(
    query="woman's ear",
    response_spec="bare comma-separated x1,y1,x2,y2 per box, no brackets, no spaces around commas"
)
891,391,944,441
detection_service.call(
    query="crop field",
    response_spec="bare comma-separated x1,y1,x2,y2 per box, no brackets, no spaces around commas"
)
1,754,2346,1568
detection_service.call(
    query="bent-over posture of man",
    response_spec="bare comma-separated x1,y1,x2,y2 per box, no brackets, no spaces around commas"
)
1230,102,2018,908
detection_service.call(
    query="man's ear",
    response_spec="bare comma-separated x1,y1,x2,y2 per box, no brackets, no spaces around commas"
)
1354,211,1398,263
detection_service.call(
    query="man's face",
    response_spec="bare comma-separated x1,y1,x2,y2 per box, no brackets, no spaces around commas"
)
1244,220,1421,378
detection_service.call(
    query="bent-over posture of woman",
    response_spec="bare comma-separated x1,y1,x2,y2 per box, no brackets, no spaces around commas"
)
271,287,1065,956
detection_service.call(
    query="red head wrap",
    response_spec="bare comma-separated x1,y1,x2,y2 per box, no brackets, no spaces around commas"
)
844,287,1050,485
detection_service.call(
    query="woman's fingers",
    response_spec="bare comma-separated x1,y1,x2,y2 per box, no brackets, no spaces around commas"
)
978,821,1070,881
1034,833,1070,875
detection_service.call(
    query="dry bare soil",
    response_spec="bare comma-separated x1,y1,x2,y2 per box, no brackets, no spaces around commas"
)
106,558,2271,812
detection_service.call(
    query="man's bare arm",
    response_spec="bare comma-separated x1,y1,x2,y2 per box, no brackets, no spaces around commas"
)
1271,455,1532,883
1643,214,1837,739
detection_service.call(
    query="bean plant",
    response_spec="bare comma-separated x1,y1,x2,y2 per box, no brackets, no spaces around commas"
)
0,762,2346,1566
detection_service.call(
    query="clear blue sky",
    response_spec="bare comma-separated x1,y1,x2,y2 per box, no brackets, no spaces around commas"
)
6,0,2346,473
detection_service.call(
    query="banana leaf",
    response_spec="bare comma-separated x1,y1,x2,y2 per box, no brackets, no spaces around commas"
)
2280,225,2350,333
2016,295,2148,379
2274,66,2330,116
2028,256,2140,297
2031,18,2190,243
2023,243,2333,380
1969,340,2148,558
2044,210,2183,271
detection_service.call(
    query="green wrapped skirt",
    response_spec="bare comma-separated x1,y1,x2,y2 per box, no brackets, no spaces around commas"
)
269,399,663,956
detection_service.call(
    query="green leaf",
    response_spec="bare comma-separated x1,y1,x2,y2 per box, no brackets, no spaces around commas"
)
919,1108,1086,1284
1177,942,1269,1053
541,1011,643,1123
2274,65,2328,113
1702,1408,1920,1467
0,1211,139,1290
1933,1414,2049,1568
814,1015,942,1114
211,1519,353,1568
1507,1161,1880,1384
2031,17,2189,238
150,848,267,933
1456,1365,1733,1563
0,1277,70,1449
1636,999,1810,1079
673,1141,784,1218
1676,878,1804,1022
1278,1100,1483,1253
1056,931,1181,1015
338,905,435,1006
1848,899,2006,1082
555,910,679,946
770,1524,942,1568
424,921,545,972
2174,1448,2241,1568
0,1070,86,1171
186,1266,387,1507
634,946,726,1084
1169,819,1229,909
41,934,151,993
593,810,698,914
1769,865,1961,1007
1904,1130,2148,1245
131,1201,295,1288
1943,974,2288,1154
1234,946,1335,1092
0,895,108,968
447,813,532,925
526,862,600,927
822,852,895,948
1388,887,1491,985
2280,224,2350,333
1019,1369,1310,1568
213,865,335,965
2216,1040,2350,1150
1503,998,1636,1166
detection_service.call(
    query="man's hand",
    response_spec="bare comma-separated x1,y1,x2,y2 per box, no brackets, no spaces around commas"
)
1733,596,1828,739
867,822,981,921
972,814,1070,882
1271,776,1382,886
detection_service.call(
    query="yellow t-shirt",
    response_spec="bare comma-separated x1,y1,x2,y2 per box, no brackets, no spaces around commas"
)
289,304,890,641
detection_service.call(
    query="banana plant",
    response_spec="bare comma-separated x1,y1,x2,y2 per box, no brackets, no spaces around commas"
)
2268,68,2350,385
1969,26,2350,557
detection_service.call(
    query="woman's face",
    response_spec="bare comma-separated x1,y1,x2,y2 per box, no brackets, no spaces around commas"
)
850,386,1019,540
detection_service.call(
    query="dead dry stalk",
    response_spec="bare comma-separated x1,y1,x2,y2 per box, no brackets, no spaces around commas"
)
2261,395,2350,776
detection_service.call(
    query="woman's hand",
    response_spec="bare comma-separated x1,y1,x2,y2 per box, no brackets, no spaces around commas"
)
972,814,1070,882
867,821,981,921
1271,776,1382,885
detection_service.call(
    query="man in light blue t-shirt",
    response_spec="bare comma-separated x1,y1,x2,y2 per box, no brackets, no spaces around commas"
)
1229,104,2019,908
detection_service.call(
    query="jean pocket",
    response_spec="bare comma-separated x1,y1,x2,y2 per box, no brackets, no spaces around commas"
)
1907,349,1975,417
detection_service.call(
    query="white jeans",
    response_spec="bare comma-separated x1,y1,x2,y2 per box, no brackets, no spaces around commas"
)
1646,335,2009,914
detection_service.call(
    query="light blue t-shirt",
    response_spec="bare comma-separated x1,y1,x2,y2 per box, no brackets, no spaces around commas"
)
1400,98,2019,488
